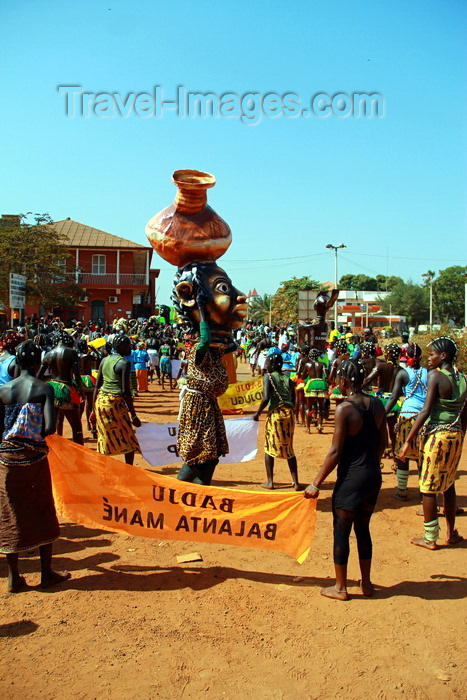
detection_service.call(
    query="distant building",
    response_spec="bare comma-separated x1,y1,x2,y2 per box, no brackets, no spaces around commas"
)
1,216,159,324
53,219,159,323
246,288,259,306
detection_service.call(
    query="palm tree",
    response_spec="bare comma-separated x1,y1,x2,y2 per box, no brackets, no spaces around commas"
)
248,294,273,324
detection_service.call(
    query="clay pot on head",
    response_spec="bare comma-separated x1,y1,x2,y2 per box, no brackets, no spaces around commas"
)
145,169,232,268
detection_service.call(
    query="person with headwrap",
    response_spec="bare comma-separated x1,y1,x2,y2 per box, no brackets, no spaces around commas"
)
0,332,21,386
400,337,466,549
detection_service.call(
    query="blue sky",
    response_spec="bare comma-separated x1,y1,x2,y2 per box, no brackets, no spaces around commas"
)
1,0,466,305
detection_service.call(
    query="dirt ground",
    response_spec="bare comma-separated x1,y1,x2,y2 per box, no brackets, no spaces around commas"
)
1,362,466,700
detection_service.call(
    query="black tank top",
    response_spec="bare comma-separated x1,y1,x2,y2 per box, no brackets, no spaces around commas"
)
337,396,380,478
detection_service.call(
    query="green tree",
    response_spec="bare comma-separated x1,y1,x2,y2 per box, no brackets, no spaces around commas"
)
272,276,321,325
0,213,83,310
377,281,429,325
376,275,404,291
351,274,378,291
248,294,273,324
432,266,467,326
339,274,355,289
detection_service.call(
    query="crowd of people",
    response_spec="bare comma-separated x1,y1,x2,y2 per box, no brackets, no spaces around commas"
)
0,311,465,600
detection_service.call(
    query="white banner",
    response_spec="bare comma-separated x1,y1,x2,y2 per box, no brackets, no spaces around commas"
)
136,416,258,467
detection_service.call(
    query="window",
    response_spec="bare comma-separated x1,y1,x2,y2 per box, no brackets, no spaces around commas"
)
52,259,67,283
92,254,106,275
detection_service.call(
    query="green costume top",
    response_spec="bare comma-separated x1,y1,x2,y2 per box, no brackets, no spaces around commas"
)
429,369,466,426
101,354,124,395
268,372,294,412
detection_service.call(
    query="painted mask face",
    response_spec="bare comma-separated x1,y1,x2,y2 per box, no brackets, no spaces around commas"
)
203,265,247,330
176,263,247,332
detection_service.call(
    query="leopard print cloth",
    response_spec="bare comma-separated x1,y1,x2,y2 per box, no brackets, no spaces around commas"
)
177,345,229,466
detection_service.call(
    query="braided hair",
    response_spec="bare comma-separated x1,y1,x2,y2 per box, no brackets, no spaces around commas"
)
428,336,457,363
407,342,422,360
16,340,42,369
337,358,366,388
308,348,320,361
385,343,401,363
335,339,349,354
360,341,376,357
54,331,74,348
267,352,283,372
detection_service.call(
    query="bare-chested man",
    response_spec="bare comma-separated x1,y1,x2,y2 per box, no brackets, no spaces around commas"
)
294,344,310,425
362,342,402,458
328,339,350,407
360,342,377,378
77,338,97,438
38,331,84,444
304,348,328,433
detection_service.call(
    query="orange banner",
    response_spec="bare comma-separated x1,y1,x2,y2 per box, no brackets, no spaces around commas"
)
47,435,315,563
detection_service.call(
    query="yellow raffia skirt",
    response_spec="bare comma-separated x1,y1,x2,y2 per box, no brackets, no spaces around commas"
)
95,392,140,456
394,416,419,462
419,428,464,494
265,405,295,459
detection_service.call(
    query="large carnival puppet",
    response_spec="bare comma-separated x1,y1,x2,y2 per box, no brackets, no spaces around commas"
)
146,170,247,485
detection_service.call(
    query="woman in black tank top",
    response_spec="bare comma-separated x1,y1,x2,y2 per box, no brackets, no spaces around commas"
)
305,359,387,601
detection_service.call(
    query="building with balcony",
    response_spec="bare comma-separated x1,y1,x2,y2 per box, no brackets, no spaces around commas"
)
52,218,159,323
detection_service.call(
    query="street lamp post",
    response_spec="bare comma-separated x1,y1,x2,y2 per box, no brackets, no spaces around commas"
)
422,271,435,330
326,243,346,328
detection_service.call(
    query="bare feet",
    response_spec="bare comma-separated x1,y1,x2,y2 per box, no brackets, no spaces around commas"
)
8,575,26,593
359,580,375,597
261,482,274,490
411,537,437,550
320,585,349,601
446,530,464,545
40,571,71,589
393,489,408,501
293,483,303,492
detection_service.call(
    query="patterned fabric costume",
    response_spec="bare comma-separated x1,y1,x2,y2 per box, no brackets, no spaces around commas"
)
394,367,428,460
418,369,466,494
177,345,229,466
48,379,81,409
264,372,295,459
95,354,140,456
0,403,60,554
80,374,96,392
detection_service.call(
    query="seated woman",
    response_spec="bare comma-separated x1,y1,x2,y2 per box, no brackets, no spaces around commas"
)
0,341,70,593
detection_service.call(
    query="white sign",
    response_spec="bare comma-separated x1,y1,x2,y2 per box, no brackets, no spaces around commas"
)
9,273,26,309
136,417,258,467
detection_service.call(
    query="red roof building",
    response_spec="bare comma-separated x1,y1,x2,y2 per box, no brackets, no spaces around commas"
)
10,218,160,325
54,219,159,323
